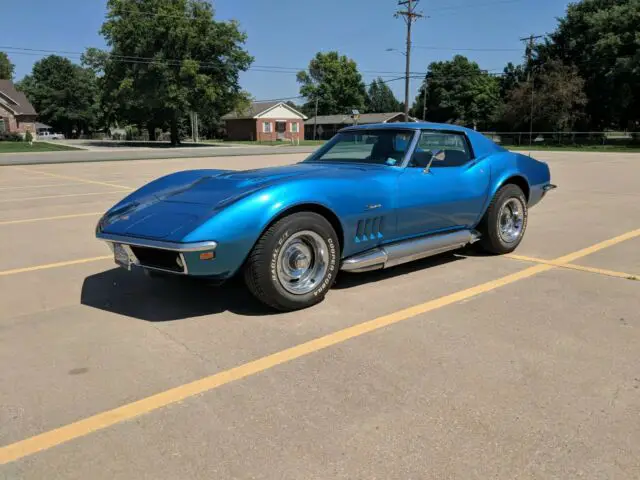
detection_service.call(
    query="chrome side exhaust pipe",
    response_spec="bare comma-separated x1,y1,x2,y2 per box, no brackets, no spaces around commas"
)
341,230,477,273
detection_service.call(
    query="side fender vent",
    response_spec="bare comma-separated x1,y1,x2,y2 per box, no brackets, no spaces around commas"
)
355,216,384,243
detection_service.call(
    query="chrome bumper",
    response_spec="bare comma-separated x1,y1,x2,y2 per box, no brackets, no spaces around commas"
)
543,184,558,192
97,233,217,252
97,233,217,275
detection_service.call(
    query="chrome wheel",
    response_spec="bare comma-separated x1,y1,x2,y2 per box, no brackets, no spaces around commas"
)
276,230,329,295
498,198,525,243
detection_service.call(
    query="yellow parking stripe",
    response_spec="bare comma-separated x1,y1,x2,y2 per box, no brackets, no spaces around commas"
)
554,228,640,263
0,183,87,190
1,227,638,464
0,263,552,464
13,166,133,190
0,212,102,226
0,191,129,203
506,254,639,281
0,256,111,277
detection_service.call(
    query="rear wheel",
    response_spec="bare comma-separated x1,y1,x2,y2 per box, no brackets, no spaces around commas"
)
244,212,339,311
478,184,528,254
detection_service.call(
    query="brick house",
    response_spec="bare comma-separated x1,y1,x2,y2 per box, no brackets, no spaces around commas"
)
222,101,307,142
0,80,37,136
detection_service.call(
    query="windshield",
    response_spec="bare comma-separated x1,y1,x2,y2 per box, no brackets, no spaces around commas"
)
306,130,415,166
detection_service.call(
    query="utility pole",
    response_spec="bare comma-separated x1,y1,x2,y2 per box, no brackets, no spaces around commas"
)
520,34,543,146
422,78,427,121
190,111,195,143
314,95,319,140
395,0,423,122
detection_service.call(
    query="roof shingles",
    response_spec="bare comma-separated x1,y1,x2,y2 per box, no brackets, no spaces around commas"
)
304,112,413,126
0,80,37,116
221,101,281,120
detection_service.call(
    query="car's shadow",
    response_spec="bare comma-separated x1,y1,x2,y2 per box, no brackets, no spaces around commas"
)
81,250,471,322
80,268,273,322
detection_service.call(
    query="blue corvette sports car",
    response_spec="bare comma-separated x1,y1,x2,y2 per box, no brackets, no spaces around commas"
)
96,122,556,311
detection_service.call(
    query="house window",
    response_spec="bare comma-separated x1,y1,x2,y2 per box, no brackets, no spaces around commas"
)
291,122,299,133
0,118,5,133
263,121,272,133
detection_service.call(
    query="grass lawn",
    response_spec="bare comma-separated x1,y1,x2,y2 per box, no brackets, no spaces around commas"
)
204,139,325,147
0,142,81,153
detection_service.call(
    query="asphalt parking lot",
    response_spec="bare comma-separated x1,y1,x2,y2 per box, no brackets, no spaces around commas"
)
1,151,639,479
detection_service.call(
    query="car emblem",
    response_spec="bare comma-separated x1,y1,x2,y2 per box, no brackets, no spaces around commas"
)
366,204,382,210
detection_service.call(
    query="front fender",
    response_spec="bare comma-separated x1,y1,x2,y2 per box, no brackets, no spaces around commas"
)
181,176,395,276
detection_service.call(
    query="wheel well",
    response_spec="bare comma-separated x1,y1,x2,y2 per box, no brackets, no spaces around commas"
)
502,175,530,201
265,203,345,253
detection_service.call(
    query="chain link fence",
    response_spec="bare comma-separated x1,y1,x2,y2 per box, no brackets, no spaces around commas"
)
481,131,640,149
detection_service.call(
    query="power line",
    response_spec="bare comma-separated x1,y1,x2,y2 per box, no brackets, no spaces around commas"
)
0,45,428,77
254,74,427,103
253,70,507,103
412,45,522,52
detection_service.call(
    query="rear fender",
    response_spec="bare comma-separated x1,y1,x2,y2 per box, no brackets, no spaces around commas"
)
475,151,551,224
475,152,530,224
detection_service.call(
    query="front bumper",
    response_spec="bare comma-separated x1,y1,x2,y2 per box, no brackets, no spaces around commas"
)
97,232,217,275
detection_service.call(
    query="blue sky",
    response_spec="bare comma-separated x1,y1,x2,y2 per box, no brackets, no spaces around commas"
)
1,0,571,104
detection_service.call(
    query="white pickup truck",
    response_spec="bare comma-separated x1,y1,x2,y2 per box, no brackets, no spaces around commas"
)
37,131,65,140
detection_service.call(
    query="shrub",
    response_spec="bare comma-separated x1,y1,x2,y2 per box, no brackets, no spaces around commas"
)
0,132,23,142
25,130,33,143
158,131,172,142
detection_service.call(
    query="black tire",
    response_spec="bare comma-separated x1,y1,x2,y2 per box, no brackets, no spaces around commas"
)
244,212,340,311
478,184,528,254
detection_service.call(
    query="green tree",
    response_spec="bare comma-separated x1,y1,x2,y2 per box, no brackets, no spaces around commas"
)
499,62,526,100
501,60,587,132
99,0,253,144
0,52,15,80
366,78,401,113
537,0,640,129
297,51,367,116
17,55,99,137
413,55,500,130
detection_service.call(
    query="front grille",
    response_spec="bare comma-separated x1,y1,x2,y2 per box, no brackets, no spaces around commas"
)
130,246,183,272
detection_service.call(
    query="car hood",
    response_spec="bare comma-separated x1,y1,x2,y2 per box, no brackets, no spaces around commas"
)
160,163,383,206
100,162,388,240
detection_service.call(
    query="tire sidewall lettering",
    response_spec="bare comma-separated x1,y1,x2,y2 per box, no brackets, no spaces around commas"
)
313,236,337,297
270,230,291,283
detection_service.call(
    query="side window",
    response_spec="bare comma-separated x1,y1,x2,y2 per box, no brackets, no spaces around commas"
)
409,131,472,168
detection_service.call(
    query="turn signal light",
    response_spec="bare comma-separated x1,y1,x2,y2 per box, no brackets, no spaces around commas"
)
199,252,215,260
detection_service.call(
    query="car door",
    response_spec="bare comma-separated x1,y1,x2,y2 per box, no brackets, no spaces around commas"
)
395,130,490,240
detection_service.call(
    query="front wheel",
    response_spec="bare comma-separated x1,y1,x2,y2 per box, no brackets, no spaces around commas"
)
478,184,528,254
244,212,340,311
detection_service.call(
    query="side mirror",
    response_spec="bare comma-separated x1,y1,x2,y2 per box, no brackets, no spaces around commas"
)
423,150,445,173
